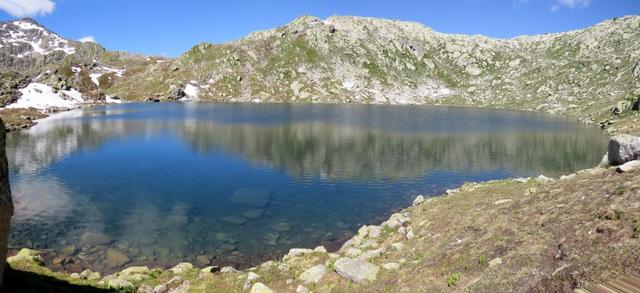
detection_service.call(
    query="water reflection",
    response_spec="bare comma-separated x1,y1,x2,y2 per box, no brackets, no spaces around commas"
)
6,102,607,273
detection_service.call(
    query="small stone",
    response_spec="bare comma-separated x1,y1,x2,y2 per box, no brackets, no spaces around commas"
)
299,264,327,284
220,266,239,273
283,248,313,260
488,257,502,267
382,262,400,270
358,248,384,260
494,199,513,205
296,285,310,293
247,272,260,282
333,257,379,283
405,229,415,240
70,273,80,279
313,246,327,253
250,282,274,293
391,243,405,251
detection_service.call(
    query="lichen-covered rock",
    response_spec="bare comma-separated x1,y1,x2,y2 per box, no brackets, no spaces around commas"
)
608,135,640,165
333,257,379,283
299,264,327,284
0,120,12,286
250,282,274,293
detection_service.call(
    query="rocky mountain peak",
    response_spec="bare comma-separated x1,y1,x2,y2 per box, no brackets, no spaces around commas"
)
0,17,76,59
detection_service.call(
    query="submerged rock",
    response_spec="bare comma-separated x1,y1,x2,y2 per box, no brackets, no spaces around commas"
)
105,249,130,268
333,257,379,283
243,208,265,219
230,188,271,208
80,231,112,246
608,135,640,166
221,216,248,225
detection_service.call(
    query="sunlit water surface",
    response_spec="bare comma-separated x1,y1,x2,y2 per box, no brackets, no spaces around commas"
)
6,102,607,273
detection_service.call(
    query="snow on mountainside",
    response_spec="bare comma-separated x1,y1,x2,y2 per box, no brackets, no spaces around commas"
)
0,18,76,58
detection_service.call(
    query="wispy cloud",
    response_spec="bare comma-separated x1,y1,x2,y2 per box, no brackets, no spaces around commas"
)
550,0,591,11
79,36,96,43
0,0,55,18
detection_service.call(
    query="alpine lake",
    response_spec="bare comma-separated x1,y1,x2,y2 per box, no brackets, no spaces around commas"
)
6,102,607,274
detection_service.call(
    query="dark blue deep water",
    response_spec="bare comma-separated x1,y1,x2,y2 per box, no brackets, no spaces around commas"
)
6,102,607,273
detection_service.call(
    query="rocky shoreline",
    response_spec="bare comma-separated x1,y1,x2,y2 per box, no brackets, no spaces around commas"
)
4,133,640,292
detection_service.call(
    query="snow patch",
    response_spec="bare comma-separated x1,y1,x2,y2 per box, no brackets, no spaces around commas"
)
7,83,85,110
2,20,76,58
184,84,200,99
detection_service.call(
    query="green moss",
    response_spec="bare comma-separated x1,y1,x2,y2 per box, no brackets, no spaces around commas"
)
446,272,461,287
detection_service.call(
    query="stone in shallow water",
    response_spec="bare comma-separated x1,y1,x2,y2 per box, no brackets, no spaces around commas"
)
61,245,77,255
243,208,265,219
263,232,279,246
80,232,112,246
270,221,292,232
230,188,271,208
105,249,130,268
221,216,248,225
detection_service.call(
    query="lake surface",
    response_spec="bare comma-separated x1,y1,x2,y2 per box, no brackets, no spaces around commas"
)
6,102,607,273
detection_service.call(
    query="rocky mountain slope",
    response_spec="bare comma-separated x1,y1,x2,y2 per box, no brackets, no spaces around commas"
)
107,15,640,123
1,16,639,126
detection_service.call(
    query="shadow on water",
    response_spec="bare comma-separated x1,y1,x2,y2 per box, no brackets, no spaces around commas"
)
1,266,112,293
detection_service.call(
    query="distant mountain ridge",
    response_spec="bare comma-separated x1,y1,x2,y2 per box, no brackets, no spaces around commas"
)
1,15,639,123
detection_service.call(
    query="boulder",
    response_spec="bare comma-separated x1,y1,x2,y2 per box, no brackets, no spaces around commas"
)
0,118,11,286
616,160,640,173
106,278,134,291
299,264,327,284
608,135,640,165
383,213,411,229
170,262,194,274
333,257,379,283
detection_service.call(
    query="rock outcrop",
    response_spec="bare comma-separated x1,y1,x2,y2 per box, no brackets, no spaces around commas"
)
608,135,640,165
0,118,12,286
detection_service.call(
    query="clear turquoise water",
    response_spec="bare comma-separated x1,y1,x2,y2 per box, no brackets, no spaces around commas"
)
6,102,607,273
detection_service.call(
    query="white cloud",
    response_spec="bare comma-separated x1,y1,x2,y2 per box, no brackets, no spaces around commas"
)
550,0,591,11
79,36,96,43
0,0,55,18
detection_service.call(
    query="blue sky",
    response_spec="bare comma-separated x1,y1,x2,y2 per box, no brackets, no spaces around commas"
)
0,0,638,57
